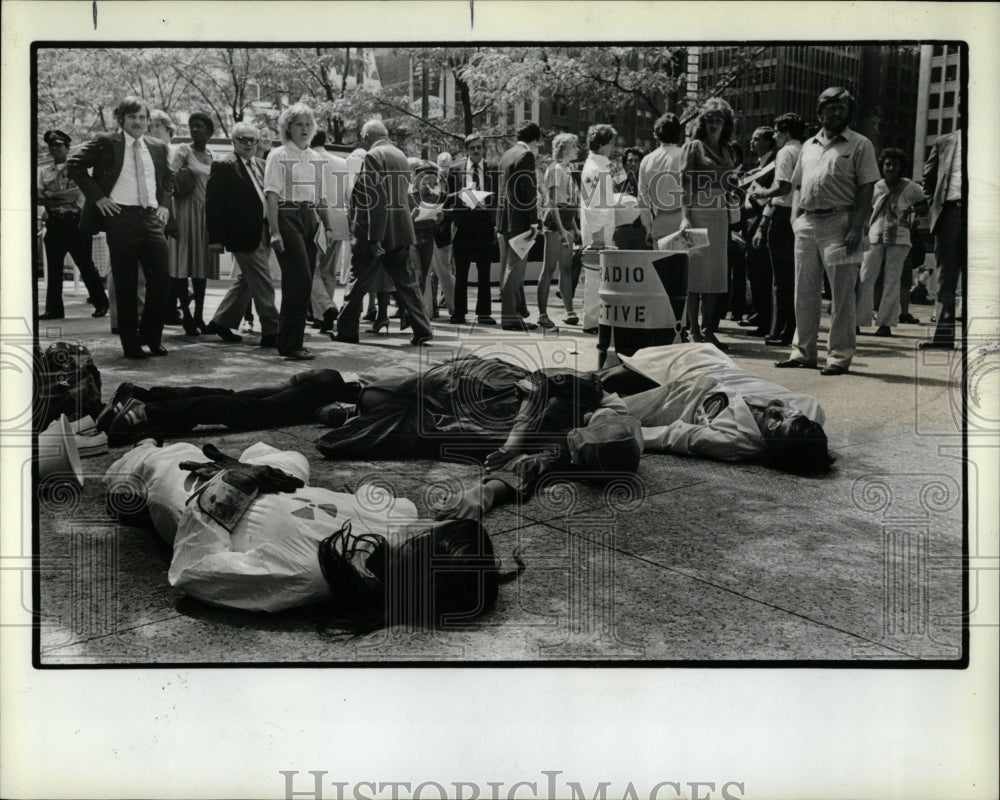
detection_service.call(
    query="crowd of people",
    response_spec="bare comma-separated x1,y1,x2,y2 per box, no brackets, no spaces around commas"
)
37,83,965,627
39,84,964,370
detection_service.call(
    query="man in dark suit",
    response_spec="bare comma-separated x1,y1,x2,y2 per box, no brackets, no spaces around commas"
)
68,96,174,359
204,121,279,348
447,132,498,325
918,130,964,350
496,122,542,331
335,119,432,346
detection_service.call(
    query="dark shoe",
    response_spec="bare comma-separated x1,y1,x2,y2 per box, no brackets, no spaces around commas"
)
96,382,139,432
737,317,758,328
899,313,921,324
333,333,360,345
107,398,150,447
367,318,390,335
111,327,120,335
448,315,467,325
502,322,538,332
163,313,184,326
182,315,199,336
820,364,849,376
774,359,816,369
205,321,242,343
563,313,579,326
917,340,954,350
765,337,792,347
747,328,768,338
122,346,147,360
477,316,498,326
873,325,892,337
259,334,277,348
145,344,169,356
581,327,598,334
279,348,316,360
38,311,65,321
537,314,556,329
410,334,433,346
91,304,110,318
196,319,211,335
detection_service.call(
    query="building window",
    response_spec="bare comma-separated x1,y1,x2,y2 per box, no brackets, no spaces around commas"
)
945,64,957,82
929,93,941,109
941,118,953,134
932,45,945,56
944,91,956,108
523,99,532,121
947,44,961,55
927,119,939,136
507,106,515,127
931,66,942,83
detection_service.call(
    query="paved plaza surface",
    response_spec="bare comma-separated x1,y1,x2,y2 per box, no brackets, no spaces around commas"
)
28,276,980,665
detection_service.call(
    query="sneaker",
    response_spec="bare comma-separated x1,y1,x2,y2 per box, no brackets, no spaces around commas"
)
96,382,139,432
537,314,555,329
107,398,150,447
898,313,921,324
563,313,579,326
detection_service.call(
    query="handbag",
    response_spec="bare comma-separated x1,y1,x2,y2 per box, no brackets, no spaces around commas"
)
173,165,195,197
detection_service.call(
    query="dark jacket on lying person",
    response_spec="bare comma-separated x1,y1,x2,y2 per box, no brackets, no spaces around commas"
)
315,356,609,461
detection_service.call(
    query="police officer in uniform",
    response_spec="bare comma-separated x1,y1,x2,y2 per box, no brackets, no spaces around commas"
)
37,129,109,320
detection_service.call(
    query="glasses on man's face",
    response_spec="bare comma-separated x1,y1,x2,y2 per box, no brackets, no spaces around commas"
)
234,136,258,146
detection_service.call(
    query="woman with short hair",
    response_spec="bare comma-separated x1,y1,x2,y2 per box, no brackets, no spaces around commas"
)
169,110,220,336
538,132,581,327
855,147,926,337
263,103,337,360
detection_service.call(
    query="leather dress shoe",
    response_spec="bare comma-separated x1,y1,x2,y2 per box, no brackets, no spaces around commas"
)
332,332,360,345
91,304,110,318
917,340,954,350
820,364,849,376
38,312,65,321
279,348,316,361
410,334,433,346
502,322,538,332
259,334,277,348
765,337,792,347
122,346,147,360
873,326,892,337
205,321,242,343
477,316,498,325
145,344,169,356
774,359,816,369
448,315,467,325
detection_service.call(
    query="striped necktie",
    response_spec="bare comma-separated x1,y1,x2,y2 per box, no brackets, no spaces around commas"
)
134,140,150,207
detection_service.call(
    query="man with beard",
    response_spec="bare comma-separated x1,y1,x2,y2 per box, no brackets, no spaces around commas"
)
775,87,879,376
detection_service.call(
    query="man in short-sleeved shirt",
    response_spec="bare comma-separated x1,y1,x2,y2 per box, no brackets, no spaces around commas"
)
776,87,879,375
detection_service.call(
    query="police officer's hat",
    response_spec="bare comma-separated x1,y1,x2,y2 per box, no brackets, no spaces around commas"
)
43,129,72,146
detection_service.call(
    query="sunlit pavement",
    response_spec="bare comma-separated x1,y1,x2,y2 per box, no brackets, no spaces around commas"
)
28,276,974,664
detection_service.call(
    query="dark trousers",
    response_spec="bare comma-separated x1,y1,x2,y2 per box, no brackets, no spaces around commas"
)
339,244,432,341
105,207,170,349
274,207,318,353
729,234,750,320
745,227,772,333
452,239,494,318
930,203,965,345
411,229,435,292
143,369,357,433
767,207,796,341
43,214,108,315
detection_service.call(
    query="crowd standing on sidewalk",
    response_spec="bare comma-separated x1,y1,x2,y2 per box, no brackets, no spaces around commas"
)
36,77,967,628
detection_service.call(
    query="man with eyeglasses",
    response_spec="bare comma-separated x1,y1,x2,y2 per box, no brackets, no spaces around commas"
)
204,121,279,348
447,132,498,325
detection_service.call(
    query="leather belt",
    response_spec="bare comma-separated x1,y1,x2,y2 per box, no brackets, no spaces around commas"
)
803,206,852,216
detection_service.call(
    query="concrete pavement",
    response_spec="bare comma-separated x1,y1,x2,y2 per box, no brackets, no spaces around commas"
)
31,277,971,663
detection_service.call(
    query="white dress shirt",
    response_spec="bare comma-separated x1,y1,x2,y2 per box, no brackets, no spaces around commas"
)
109,133,158,207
